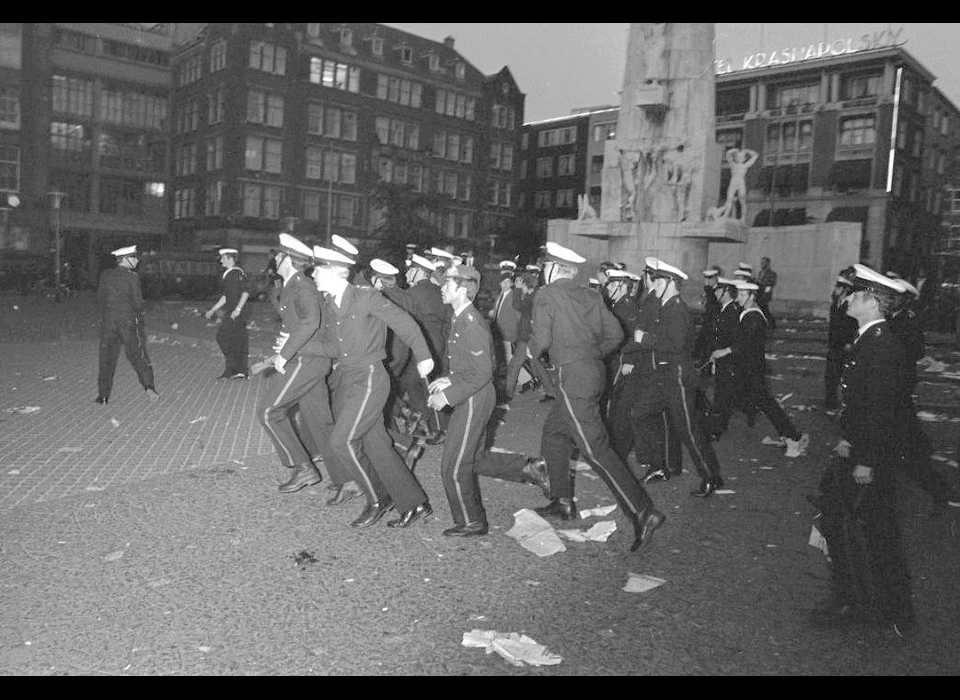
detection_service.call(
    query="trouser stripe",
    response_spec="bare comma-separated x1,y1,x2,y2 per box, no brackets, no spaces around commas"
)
558,366,638,516
451,395,474,523
262,357,303,466
676,365,708,473
345,365,378,498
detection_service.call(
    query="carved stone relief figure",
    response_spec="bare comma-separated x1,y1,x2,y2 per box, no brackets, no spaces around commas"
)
618,149,640,221
577,194,598,221
723,147,758,221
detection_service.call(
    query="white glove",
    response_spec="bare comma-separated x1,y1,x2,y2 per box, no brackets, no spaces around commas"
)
621,364,634,376
833,439,851,459
273,355,288,375
417,358,434,379
429,376,452,394
273,331,290,353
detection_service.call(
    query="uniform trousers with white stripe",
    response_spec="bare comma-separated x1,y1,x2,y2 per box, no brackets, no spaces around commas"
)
543,359,655,519
258,356,332,468
634,365,722,483
328,362,428,513
440,382,497,527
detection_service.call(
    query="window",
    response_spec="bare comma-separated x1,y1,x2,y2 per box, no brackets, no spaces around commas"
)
521,133,529,151
245,136,283,173
400,46,413,64
307,23,320,38
843,74,882,100
942,115,950,136
340,153,356,184
324,151,340,183
912,129,922,158
310,58,361,93
557,189,576,208
343,111,357,141
501,144,514,171
592,123,616,142
406,123,419,150
520,160,528,179
243,183,282,218
445,133,459,161
208,89,225,125
393,162,408,186
535,191,552,209
409,164,422,193
773,83,819,108
938,152,945,175
50,122,89,161
716,87,750,115
325,108,341,139
303,190,322,221
205,180,223,216
52,75,94,117
337,196,356,226
375,117,390,145
558,154,576,176
455,62,465,80
210,40,227,73
428,54,440,72
490,143,501,169
433,131,446,159
372,37,384,56
207,136,223,171
100,88,167,130
340,28,353,47
839,115,876,146
249,41,286,75
0,87,20,129
458,212,470,238
0,145,19,192
173,188,195,219
247,90,266,123
461,136,473,163
498,182,512,208
178,55,202,85
897,121,907,150
391,119,405,147
536,157,553,178
766,120,813,153
266,94,284,127
458,175,471,202
306,147,323,180
175,143,197,176
445,172,458,198
562,126,576,144
590,155,604,174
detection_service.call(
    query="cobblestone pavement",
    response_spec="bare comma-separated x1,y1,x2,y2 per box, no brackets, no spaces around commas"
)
1,295,959,675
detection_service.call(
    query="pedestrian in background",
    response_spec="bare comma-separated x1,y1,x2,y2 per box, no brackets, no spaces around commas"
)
756,256,778,329
824,271,857,411
95,245,158,405
205,247,251,380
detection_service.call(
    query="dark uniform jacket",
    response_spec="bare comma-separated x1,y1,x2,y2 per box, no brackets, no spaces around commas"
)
492,288,521,342
827,296,858,360
302,284,430,370
379,285,416,375
731,307,769,398
407,279,452,363
694,284,721,362
277,272,323,362
714,300,742,370
220,266,251,321
513,290,535,343
610,295,642,367
634,293,697,380
840,321,903,475
444,303,495,406
888,308,924,401
528,277,623,366
98,266,145,323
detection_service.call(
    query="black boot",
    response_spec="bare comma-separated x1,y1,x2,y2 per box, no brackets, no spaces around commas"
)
535,497,578,521
278,463,322,493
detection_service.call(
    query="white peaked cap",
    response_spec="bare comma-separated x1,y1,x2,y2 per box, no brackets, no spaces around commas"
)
644,257,661,271
850,263,906,294
111,245,137,257
429,247,456,260
732,269,751,278
278,233,313,260
702,267,720,277
409,254,437,272
331,234,359,256
370,258,399,276
589,278,600,285
655,260,688,281
733,279,759,291
312,245,355,266
218,247,239,256
544,241,586,265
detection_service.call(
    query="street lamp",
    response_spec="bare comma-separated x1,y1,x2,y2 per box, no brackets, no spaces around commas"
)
47,190,67,302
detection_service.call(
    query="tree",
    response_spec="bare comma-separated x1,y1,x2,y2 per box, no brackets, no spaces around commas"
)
368,183,444,264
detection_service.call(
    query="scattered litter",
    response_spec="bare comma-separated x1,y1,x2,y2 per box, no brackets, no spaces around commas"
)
85,486,105,492
198,646,212,653
147,578,171,588
292,550,318,567
766,544,778,548
344,579,355,583
506,509,566,557
12,305,18,310
714,489,736,495
103,549,126,562
41,376,57,381
762,436,785,446
524,580,541,586
468,614,487,621
171,323,179,330
8,470,20,475
917,411,949,422
622,573,666,593
557,520,617,543
110,418,120,427
4,406,41,414
759,466,775,471
462,630,562,667
188,416,207,424
918,357,948,372
809,524,830,557
578,504,618,519
57,447,82,453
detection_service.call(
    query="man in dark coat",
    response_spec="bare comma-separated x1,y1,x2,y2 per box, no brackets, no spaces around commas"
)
95,245,158,404
824,272,858,410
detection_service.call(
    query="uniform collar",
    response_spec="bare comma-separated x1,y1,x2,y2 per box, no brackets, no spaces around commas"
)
453,301,473,318
855,318,885,341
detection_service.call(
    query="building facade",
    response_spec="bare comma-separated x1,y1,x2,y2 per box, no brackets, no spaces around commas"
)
1,23,176,287
168,23,524,262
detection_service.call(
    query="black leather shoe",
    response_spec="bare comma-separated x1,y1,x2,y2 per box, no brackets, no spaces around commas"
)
326,481,363,506
521,457,552,500
95,396,109,405
387,502,434,528
643,467,670,484
351,499,394,528
535,497,578,521
404,442,425,470
631,509,666,553
691,480,719,498
278,463,322,493
443,521,489,537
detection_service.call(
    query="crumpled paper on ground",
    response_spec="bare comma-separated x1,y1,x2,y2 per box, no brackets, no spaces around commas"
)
4,406,41,414
557,520,617,543
918,356,948,372
917,411,949,422
506,509,566,557
622,573,666,593
762,436,786,446
808,523,830,557
462,630,562,667
578,504,618,519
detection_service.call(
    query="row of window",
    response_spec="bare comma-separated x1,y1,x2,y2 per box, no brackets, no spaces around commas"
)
431,129,474,163
377,117,420,150
531,189,577,209
592,123,616,143
377,158,424,191
490,104,517,131
100,88,168,130
0,86,20,130
490,142,514,171
249,41,287,75
175,181,360,226
0,145,18,192
527,154,576,179
430,168,472,201
377,74,423,108
53,27,170,67
435,88,476,121
306,148,357,184
311,57,361,93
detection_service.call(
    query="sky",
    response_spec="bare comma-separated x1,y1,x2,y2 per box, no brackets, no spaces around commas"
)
386,23,960,123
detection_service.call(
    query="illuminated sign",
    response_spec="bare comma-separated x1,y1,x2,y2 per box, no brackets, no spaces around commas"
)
715,27,906,75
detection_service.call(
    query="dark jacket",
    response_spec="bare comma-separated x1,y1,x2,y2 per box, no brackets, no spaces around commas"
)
888,307,924,401
97,266,145,324
277,272,322,362
634,293,697,381
443,303,494,406
220,266,251,321
513,289,535,343
528,277,623,366
407,279,452,364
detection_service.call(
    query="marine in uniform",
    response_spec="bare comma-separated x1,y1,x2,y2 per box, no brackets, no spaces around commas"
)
824,271,858,410
710,280,809,457
693,266,723,368
205,247,251,379
705,277,741,437
526,242,665,554
95,245,158,404
302,245,435,529
813,265,914,635
256,234,336,494
632,260,724,497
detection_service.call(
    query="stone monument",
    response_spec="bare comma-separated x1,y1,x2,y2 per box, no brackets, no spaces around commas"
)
550,23,744,304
